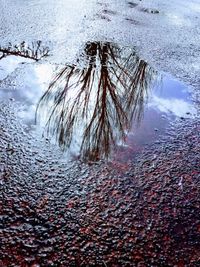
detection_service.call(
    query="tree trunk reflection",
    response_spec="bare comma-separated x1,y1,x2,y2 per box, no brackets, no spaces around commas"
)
37,42,157,160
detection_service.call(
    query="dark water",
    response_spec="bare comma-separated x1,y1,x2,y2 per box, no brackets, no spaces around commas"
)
0,41,196,161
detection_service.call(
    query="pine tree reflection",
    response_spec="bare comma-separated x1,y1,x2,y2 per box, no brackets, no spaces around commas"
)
37,42,156,160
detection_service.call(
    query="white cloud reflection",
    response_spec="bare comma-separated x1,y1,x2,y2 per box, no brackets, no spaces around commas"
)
0,56,33,81
149,95,196,117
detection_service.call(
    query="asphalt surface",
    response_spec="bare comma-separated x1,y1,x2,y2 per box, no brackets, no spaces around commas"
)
0,0,200,266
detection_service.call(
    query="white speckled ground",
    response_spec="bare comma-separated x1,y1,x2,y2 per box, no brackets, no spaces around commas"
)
0,1,200,266
1,0,200,88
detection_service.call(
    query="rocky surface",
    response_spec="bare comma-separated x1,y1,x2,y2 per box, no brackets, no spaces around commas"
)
0,103,199,266
0,0,200,266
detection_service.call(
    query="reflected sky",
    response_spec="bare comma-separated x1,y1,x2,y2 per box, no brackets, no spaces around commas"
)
0,56,33,81
150,75,196,117
0,41,196,161
0,62,55,125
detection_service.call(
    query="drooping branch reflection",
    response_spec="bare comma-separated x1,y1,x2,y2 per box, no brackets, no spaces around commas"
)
37,42,157,160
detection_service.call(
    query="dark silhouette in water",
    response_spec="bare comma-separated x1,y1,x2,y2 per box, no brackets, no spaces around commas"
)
37,42,157,160
0,41,49,61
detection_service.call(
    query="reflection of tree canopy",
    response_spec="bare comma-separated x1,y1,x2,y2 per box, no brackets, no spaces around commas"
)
0,41,49,61
37,42,157,160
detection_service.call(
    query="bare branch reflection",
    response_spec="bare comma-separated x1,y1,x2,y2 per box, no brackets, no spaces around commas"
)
37,42,157,160
0,41,49,61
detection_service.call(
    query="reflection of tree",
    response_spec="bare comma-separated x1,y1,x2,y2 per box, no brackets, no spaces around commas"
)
37,42,156,160
0,41,49,61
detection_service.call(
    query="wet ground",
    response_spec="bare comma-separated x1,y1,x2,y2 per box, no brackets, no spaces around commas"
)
0,41,197,161
0,0,200,266
0,103,199,266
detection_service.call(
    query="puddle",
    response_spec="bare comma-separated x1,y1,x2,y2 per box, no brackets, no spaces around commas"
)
0,41,196,161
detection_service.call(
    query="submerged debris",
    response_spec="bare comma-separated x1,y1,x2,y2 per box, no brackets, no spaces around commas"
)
140,8,160,14
127,2,138,9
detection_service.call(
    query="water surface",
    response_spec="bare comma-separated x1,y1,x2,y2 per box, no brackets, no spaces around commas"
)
0,41,196,161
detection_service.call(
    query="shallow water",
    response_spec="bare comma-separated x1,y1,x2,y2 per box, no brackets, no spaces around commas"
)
0,41,196,162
